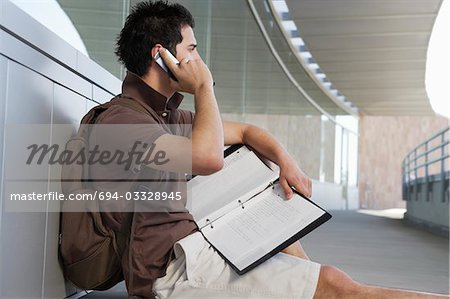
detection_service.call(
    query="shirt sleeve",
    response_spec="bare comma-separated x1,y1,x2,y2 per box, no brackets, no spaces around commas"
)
89,105,168,179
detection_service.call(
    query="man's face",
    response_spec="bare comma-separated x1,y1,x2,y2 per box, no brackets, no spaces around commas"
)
175,26,200,62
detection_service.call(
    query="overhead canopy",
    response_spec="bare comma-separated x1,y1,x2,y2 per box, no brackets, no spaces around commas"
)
285,0,443,115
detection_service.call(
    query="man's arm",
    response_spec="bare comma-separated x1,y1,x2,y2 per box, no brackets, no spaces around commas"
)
224,121,312,199
146,48,224,175
224,120,313,260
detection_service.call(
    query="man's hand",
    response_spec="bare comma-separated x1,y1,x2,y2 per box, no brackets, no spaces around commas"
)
159,47,214,94
278,155,312,200
148,47,223,175
223,121,312,200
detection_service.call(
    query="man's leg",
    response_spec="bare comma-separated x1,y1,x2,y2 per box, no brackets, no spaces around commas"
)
313,265,449,299
281,240,310,260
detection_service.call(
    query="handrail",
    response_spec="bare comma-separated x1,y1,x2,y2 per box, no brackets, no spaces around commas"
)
412,140,450,161
414,155,450,169
402,126,450,202
408,126,450,155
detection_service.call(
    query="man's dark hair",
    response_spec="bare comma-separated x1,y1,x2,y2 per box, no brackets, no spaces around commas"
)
115,0,195,77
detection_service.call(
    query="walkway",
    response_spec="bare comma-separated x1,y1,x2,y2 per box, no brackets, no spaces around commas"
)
84,210,449,297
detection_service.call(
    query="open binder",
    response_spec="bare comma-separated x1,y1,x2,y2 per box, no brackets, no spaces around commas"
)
187,145,332,275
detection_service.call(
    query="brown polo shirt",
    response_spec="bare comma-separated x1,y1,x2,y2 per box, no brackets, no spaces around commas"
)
90,71,198,297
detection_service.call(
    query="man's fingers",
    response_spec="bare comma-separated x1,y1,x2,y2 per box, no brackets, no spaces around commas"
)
158,48,213,94
280,178,293,200
299,178,312,198
290,177,312,199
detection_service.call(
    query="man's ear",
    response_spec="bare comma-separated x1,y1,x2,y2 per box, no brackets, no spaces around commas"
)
151,44,163,60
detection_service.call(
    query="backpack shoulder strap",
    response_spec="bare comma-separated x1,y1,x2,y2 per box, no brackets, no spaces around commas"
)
109,95,163,124
80,94,163,129
75,99,116,139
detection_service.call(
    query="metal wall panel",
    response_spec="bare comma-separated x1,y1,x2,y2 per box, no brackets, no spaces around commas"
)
0,54,7,298
93,84,115,105
1,61,52,298
0,0,3,23
1,1,122,99
86,98,99,111
2,0,78,68
0,3,126,296
43,84,88,298
76,49,121,96
0,30,92,100
52,84,87,125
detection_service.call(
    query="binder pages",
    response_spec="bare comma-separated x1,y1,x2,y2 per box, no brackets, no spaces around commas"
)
187,145,331,274
187,146,278,228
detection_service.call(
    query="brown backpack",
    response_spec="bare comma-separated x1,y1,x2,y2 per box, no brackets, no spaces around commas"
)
58,95,157,290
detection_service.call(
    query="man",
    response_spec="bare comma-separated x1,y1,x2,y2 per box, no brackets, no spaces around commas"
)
102,1,447,298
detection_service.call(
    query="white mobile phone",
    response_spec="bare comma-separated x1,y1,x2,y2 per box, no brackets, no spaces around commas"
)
154,50,179,81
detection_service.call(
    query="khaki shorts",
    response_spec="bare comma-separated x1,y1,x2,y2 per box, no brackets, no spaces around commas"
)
153,232,321,299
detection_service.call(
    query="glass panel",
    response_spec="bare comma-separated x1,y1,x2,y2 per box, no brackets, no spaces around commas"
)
347,129,359,187
56,0,129,79
177,0,321,116
320,115,336,183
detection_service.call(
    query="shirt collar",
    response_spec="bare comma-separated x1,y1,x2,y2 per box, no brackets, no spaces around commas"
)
121,71,184,111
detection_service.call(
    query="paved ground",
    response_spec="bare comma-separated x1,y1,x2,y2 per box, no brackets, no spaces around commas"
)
83,210,449,298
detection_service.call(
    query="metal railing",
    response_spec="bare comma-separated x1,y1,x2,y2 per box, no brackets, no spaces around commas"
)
402,126,450,202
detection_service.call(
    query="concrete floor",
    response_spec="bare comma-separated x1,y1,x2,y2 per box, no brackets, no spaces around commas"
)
83,210,449,298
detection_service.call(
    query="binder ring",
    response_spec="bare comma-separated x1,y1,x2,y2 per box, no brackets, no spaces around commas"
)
206,218,214,229
238,199,245,209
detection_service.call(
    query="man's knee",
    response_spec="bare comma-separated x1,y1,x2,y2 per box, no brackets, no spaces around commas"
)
313,265,359,299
